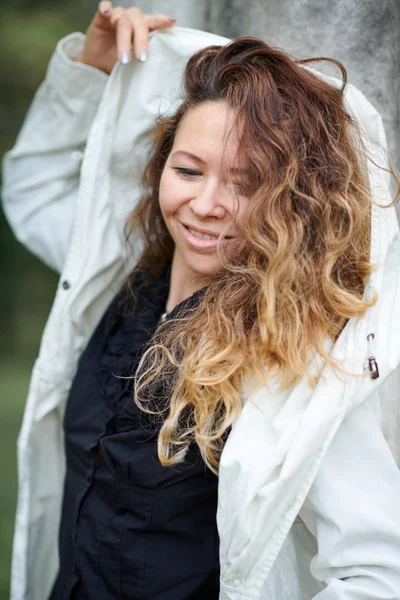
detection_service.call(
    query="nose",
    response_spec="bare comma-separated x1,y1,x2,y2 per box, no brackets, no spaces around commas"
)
188,180,226,220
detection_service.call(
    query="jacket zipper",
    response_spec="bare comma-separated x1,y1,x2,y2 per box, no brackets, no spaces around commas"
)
364,333,379,379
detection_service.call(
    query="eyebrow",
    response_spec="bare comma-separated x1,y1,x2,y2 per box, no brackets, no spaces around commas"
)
170,150,249,174
171,150,206,164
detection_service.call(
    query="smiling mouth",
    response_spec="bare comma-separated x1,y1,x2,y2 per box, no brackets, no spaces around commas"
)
183,224,233,240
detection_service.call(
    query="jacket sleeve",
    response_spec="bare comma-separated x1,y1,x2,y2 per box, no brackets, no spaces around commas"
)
1,32,109,273
299,396,400,599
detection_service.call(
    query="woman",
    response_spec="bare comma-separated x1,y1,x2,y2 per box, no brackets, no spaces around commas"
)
3,3,400,599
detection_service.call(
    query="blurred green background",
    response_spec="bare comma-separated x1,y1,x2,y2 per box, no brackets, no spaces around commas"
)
0,1,93,596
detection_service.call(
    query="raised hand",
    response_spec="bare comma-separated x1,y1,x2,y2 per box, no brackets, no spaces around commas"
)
75,1,176,74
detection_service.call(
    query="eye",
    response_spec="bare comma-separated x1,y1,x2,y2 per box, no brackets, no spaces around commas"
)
172,167,202,178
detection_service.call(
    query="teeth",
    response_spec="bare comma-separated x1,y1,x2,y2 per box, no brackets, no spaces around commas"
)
188,227,218,240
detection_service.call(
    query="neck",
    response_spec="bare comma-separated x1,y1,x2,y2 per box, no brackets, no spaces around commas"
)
165,251,209,314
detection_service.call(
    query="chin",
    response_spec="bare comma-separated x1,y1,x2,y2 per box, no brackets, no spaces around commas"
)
186,256,223,280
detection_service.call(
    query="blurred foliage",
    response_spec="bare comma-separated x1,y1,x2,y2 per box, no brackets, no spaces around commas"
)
0,1,94,596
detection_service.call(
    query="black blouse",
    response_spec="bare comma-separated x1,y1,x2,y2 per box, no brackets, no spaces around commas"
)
50,269,220,600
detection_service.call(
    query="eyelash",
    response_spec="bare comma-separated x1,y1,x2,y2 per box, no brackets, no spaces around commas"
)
172,167,248,196
173,167,202,178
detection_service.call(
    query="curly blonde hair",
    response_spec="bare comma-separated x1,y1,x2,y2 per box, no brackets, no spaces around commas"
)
126,37,399,472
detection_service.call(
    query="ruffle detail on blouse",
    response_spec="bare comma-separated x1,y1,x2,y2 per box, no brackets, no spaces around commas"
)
98,268,206,437
98,269,170,435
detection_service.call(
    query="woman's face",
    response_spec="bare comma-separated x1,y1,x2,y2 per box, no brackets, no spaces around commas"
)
159,101,249,282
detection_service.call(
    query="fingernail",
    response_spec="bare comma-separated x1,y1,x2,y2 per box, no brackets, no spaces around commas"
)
102,8,111,14
120,51,130,65
139,50,148,63
168,18,176,23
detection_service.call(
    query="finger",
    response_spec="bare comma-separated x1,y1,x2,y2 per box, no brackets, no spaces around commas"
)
111,9,133,64
145,13,176,31
126,7,149,62
98,0,112,17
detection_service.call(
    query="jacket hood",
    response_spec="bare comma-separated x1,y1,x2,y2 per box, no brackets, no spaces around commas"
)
75,27,400,594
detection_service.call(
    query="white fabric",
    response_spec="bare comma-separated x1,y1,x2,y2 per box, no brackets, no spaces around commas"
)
2,27,400,600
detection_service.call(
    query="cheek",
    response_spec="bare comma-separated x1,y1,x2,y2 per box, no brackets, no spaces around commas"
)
158,171,170,219
230,196,247,232
159,171,184,220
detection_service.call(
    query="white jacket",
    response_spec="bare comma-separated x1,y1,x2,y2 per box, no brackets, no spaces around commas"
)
3,27,400,600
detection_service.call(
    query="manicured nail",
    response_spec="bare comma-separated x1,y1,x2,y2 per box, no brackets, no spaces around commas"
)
120,51,130,65
139,50,148,63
